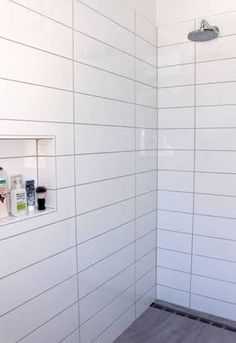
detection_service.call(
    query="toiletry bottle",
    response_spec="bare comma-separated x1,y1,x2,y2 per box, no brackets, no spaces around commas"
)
0,167,9,219
25,180,35,212
11,175,27,217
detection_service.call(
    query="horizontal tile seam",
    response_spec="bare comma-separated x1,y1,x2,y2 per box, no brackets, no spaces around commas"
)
157,31,236,48
0,23,158,70
157,282,189,293
0,273,78,319
157,266,236,286
0,77,158,109
158,80,236,90
158,227,236,242
75,0,157,46
158,188,236,198
157,247,236,265
16,300,79,343
158,208,236,221
158,56,236,69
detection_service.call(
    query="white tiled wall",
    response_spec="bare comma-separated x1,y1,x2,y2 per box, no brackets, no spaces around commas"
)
157,10,236,322
0,1,157,342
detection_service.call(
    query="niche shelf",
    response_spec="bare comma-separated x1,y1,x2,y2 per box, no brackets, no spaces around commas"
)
0,135,57,227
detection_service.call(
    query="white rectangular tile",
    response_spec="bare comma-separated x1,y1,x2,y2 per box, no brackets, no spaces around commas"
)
76,175,135,214
79,0,135,31
136,250,156,281
196,35,236,62
158,43,194,67
61,331,80,343
157,285,189,307
159,86,194,108
136,83,157,107
75,93,134,127
0,138,36,158
79,265,135,324
136,287,155,318
136,191,157,217
136,231,156,260
158,21,194,46
0,218,76,278
193,235,236,262
136,150,157,173
136,59,157,87
136,105,157,128
196,128,236,150
0,248,76,317
158,190,193,213
74,1,134,55
13,0,72,26
195,193,236,219
158,64,194,88
79,244,135,298
136,128,157,150
74,32,134,78
197,59,236,84
76,152,135,184
77,221,135,271
136,14,156,45
56,156,75,188
75,125,134,154
158,230,192,254
77,198,135,244
158,150,194,171
158,129,194,150
158,210,193,234
0,277,78,343
136,36,156,66
0,38,72,90
158,107,194,128
191,294,236,321
157,248,191,273
195,172,236,196
80,285,135,343
136,211,156,239
0,80,73,122
136,268,156,300
74,63,134,102
0,0,72,58
194,214,236,241
192,275,236,304
196,82,236,106
136,171,157,195
192,255,236,284
196,150,236,173
20,304,79,343
94,307,135,343
196,105,236,128
158,170,193,192
157,267,190,292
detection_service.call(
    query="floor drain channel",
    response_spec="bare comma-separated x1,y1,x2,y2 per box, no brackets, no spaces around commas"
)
150,303,236,333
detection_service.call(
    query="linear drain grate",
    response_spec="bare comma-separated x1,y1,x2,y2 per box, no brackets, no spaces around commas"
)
150,303,236,333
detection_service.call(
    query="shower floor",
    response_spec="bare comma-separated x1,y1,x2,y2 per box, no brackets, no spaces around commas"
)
115,307,236,343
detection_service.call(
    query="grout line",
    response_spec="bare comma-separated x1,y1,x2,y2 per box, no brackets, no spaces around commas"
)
71,1,82,341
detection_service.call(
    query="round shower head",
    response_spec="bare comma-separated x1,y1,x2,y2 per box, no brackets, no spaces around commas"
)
187,20,219,42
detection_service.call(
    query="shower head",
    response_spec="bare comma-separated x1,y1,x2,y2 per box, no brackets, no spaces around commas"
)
187,19,219,42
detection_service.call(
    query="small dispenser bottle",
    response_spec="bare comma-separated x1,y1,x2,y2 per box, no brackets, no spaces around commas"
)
11,175,27,217
0,167,9,219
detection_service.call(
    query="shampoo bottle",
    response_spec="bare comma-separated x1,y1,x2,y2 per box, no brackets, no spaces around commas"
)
11,175,27,217
0,167,9,219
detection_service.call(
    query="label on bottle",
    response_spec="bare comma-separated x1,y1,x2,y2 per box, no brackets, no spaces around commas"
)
16,192,27,211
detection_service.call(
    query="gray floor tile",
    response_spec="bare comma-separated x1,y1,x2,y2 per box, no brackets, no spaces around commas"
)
115,308,236,343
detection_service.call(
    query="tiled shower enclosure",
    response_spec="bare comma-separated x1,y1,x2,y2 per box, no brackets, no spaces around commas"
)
0,0,236,342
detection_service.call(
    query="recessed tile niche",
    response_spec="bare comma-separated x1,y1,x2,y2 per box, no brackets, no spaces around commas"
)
0,135,57,226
